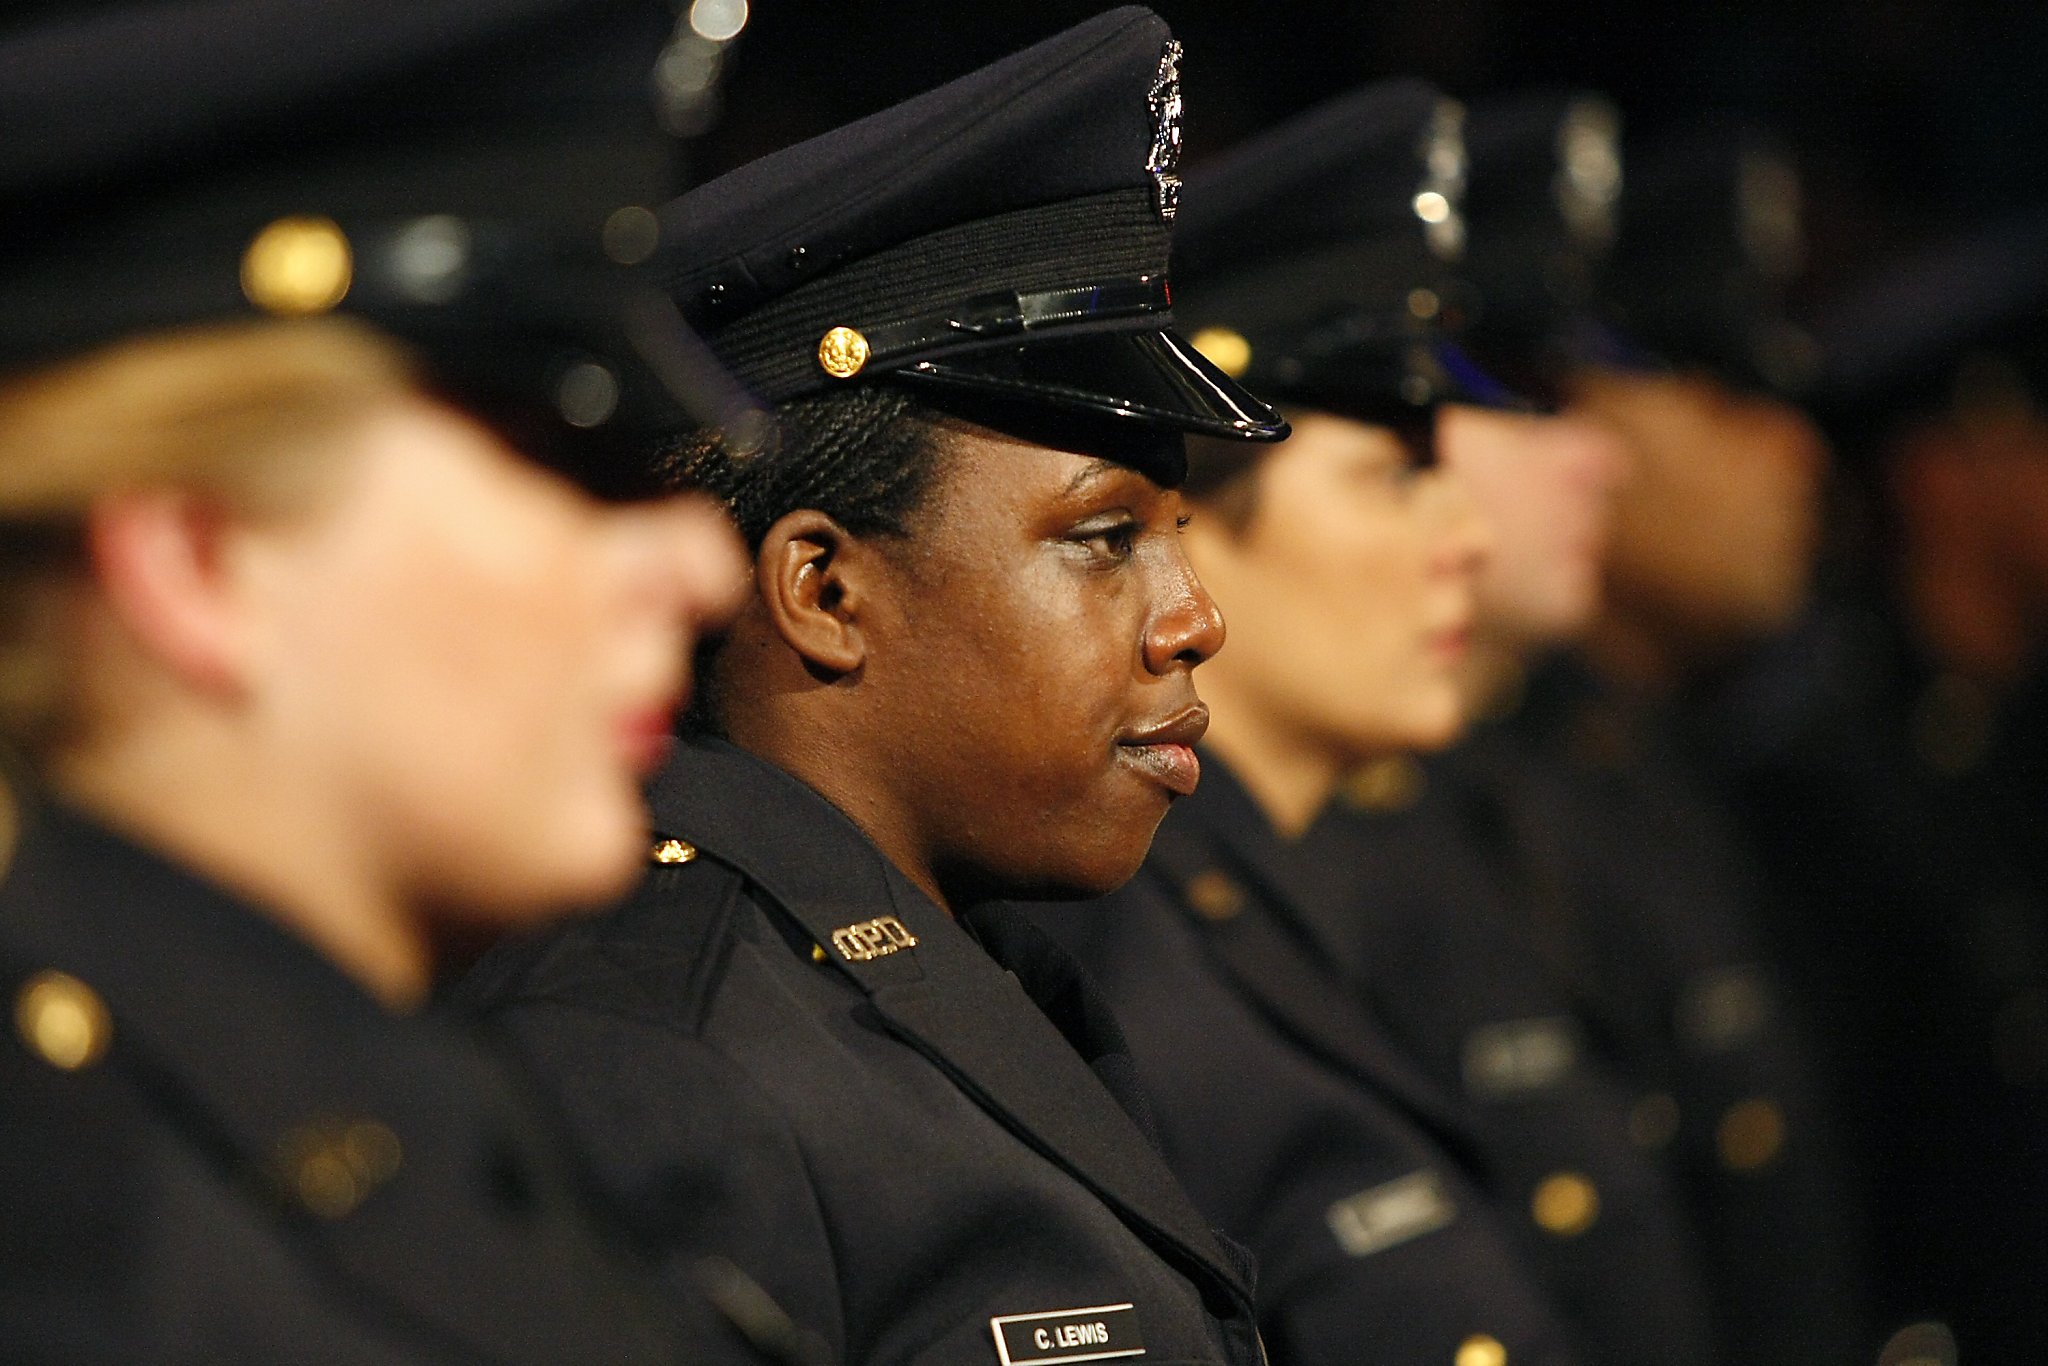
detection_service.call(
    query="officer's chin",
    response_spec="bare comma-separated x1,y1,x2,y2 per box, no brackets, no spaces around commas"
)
970,832,1158,905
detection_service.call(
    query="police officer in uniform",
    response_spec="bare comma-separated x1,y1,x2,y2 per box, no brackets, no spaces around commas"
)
1506,114,1880,1358
1024,82,1646,1366
1312,105,1871,1365
0,1,809,1361
453,10,1286,1364
1704,210,2048,1360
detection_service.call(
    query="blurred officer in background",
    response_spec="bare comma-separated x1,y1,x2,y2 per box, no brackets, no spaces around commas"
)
454,10,1290,1364
1318,106,1871,1364
1476,118,1872,1362
1026,79,1708,1366
1701,210,2048,1360
0,1,817,1360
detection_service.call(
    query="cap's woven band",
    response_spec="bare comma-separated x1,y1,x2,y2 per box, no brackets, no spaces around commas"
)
843,274,1170,377
695,187,1171,402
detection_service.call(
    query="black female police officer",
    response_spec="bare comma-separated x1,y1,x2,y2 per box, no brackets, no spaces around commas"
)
454,10,1286,1366
0,2,813,1361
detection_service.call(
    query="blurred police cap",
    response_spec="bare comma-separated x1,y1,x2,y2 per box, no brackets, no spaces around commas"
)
0,0,754,493
1815,204,2048,432
1173,79,1526,428
1583,115,1821,397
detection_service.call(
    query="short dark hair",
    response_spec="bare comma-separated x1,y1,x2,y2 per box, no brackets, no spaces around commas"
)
655,383,949,551
662,383,952,734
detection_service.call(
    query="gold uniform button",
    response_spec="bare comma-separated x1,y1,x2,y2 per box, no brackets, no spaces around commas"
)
1716,1097,1786,1172
1456,1334,1508,1366
651,837,698,865
817,325,871,379
277,1119,402,1220
1185,869,1247,922
1189,326,1252,378
1341,755,1426,812
241,216,353,316
15,970,111,1071
810,944,828,964
1531,1171,1600,1237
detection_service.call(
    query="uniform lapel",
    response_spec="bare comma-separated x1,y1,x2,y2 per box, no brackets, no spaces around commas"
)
646,740,1250,1299
1149,763,1485,1169
0,803,674,1365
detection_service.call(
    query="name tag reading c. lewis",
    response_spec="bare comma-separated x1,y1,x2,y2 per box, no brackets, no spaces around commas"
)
990,1302,1145,1365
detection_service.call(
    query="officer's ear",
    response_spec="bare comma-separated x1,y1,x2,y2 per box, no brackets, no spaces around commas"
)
755,508,872,677
86,489,253,699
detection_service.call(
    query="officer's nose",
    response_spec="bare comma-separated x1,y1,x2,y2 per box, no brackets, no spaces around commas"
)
1146,548,1227,674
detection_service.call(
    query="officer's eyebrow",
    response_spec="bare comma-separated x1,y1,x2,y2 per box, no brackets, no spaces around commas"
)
1058,458,1124,498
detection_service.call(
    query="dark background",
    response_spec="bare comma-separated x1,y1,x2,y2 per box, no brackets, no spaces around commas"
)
692,1,2048,308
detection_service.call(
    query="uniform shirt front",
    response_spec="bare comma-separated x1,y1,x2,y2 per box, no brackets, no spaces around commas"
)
0,800,725,1365
453,737,1265,1366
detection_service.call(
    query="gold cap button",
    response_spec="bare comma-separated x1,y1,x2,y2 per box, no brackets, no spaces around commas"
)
15,970,111,1071
817,325,871,379
1456,1334,1508,1366
241,216,353,316
1189,326,1252,378
277,1119,402,1219
1185,869,1247,922
1716,1096,1785,1172
1531,1170,1600,1237
651,837,698,865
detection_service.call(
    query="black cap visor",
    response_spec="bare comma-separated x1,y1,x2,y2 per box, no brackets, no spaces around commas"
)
889,328,1289,443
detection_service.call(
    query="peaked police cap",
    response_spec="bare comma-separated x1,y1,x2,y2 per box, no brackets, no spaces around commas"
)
1172,78,1525,431
657,7,1287,447
0,0,750,496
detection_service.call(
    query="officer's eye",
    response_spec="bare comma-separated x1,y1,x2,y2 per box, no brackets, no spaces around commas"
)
1069,517,1143,563
1176,514,1193,532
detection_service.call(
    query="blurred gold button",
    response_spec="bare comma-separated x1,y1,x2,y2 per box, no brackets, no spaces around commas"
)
817,325,870,379
277,1119,402,1219
1716,1097,1785,1172
1341,756,1425,812
1531,1171,1599,1237
1185,869,1247,922
15,970,111,1071
651,837,698,865
1189,326,1252,378
241,216,352,316
1456,1334,1507,1366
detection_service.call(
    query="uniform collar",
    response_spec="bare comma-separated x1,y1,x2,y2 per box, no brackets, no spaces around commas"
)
646,737,1258,1312
645,735,938,978
1148,751,1484,1165
0,797,675,1362
0,798,462,1149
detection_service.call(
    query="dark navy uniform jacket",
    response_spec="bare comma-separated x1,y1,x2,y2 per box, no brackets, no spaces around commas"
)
1691,602,2048,1361
1023,756,1587,1366
453,737,1267,1366
1292,759,1721,1366
1485,657,1870,1365
0,801,725,1365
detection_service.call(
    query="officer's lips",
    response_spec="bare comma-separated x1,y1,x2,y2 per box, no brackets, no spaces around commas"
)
618,701,680,777
1115,705,1209,797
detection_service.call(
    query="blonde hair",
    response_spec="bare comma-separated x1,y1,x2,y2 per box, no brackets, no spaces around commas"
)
0,318,418,756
